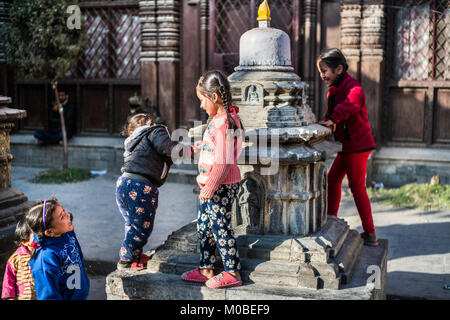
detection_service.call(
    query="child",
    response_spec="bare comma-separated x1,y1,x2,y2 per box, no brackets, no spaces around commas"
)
26,198,90,300
1,219,38,300
317,48,378,246
117,113,193,270
181,70,244,289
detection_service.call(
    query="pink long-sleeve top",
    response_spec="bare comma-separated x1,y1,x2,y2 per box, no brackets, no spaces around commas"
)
197,110,243,199
1,245,36,300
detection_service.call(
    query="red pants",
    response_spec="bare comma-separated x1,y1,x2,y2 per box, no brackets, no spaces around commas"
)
327,151,375,234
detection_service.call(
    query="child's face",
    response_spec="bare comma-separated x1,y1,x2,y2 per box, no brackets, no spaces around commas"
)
45,204,74,237
196,86,219,116
317,60,343,88
21,233,34,246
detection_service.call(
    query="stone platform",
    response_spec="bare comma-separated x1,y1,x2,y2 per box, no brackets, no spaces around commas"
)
106,216,388,300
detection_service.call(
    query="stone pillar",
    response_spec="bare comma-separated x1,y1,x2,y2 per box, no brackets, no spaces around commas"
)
360,0,385,148
140,1,158,118
199,0,209,74
157,0,180,132
302,0,318,108
340,0,362,80
139,0,181,132
0,96,33,291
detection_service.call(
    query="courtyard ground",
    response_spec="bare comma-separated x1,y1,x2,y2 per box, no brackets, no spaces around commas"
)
11,166,450,300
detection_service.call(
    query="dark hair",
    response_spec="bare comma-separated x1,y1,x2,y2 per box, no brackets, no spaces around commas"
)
121,113,154,136
14,218,33,247
318,48,349,118
317,48,349,86
197,70,244,132
25,197,59,241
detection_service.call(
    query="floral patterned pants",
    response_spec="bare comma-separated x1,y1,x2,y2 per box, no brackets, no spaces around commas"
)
197,183,241,272
116,176,159,262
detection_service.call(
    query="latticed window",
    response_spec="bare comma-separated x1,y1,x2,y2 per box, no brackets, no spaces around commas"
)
391,0,449,81
71,1,141,79
213,0,296,75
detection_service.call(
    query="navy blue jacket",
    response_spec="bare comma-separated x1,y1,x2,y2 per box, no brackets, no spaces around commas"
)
29,231,90,300
121,124,192,187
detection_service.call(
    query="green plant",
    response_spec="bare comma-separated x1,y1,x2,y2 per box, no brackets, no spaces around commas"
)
367,183,450,210
32,168,93,184
1,0,88,168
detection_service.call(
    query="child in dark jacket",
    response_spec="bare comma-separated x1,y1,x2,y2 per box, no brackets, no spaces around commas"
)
317,48,378,246
26,198,90,300
117,113,193,270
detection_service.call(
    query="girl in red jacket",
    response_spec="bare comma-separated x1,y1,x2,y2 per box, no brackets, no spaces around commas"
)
317,48,378,246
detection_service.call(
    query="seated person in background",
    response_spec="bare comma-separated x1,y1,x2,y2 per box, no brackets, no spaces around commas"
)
33,90,74,145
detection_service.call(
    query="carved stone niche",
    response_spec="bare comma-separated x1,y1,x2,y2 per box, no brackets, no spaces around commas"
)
242,84,264,106
232,173,266,235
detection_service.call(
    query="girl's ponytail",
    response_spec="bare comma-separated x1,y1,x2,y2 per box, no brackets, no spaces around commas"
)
198,70,244,133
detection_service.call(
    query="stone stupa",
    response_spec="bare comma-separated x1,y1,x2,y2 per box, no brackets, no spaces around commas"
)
106,0,388,300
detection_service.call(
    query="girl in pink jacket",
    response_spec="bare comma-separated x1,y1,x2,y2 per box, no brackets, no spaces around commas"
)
181,70,244,289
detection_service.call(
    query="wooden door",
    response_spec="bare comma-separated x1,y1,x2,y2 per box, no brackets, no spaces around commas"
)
384,0,450,147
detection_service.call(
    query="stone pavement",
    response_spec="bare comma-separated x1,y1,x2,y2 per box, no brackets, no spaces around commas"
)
11,166,198,300
10,166,450,300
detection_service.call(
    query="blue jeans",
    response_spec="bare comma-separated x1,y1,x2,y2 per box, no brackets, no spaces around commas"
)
33,128,62,145
197,183,241,272
115,176,159,262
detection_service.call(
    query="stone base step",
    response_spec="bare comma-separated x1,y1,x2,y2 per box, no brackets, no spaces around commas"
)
147,249,342,289
335,229,364,284
106,239,388,300
0,187,34,229
0,200,35,230
0,187,28,210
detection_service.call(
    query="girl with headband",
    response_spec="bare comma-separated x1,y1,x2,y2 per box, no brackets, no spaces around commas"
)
25,197,90,300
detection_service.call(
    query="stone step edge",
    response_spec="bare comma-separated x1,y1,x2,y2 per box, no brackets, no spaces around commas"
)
106,271,373,300
334,230,364,284
0,200,35,229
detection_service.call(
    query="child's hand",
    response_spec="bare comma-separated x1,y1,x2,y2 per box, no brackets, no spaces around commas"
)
199,193,212,201
319,120,336,132
192,141,203,153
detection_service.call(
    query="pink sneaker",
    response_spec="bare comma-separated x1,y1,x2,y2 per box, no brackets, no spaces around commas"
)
181,268,209,283
205,271,242,289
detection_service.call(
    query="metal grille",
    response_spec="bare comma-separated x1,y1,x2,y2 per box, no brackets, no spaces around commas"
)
269,0,294,37
392,0,449,80
214,0,251,74
213,0,295,75
73,3,140,79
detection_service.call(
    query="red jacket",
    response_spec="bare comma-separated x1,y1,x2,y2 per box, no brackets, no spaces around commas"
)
325,72,375,153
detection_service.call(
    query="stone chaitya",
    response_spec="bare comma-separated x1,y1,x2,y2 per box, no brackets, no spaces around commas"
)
0,96,34,285
106,0,388,300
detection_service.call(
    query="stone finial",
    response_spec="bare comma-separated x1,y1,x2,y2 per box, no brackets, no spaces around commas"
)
257,0,271,28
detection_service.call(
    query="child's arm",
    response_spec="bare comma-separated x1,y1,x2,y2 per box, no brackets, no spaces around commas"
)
149,126,193,161
199,120,230,199
328,86,365,124
1,261,17,300
33,252,63,300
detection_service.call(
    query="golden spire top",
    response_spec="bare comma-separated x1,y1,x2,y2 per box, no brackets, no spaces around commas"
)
257,0,271,22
